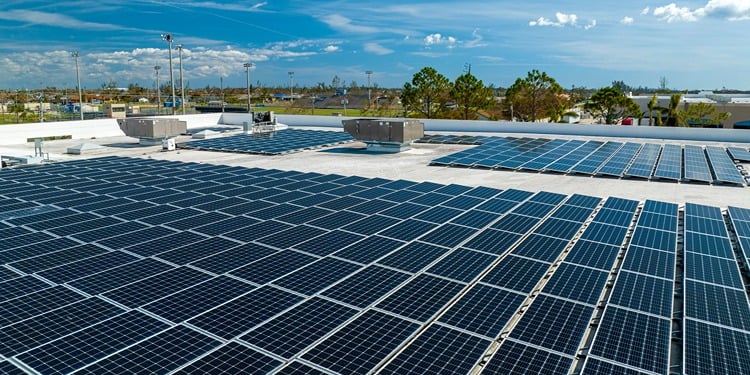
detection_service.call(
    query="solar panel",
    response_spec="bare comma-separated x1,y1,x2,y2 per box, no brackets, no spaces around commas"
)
272,257,361,295
483,339,573,374
608,271,673,317
376,273,466,322
684,280,750,330
705,146,746,185
624,143,661,178
15,310,169,374
652,143,682,180
379,324,490,374
596,142,642,177
181,129,354,155
377,241,450,272
75,325,220,374
480,254,550,293
301,310,420,374
727,146,750,162
541,263,609,305
589,307,671,374
322,265,411,308
426,248,497,282
684,319,750,375
175,342,281,374
683,145,714,183
240,297,358,358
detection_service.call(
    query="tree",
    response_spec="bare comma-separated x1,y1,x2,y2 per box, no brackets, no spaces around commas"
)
401,67,450,118
584,87,640,124
683,102,731,127
611,80,632,94
504,70,564,122
647,94,661,126
449,70,494,120
665,94,682,126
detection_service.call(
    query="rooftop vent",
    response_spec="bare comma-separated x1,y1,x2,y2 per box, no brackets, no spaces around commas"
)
342,118,424,152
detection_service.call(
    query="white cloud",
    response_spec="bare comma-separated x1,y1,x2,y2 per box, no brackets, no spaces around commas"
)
323,45,340,53
0,10,134,31
584,20,597,29
529,12,578,27
319,14,380,33
424,33,456,47
654,3,699,22
641,7,650,15
363,43,394,55
464,29,487,48
620,16,634,25
653,0,750,22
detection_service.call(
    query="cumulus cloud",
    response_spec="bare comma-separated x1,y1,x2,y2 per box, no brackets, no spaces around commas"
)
584,20,597,29
424,33,456,47
323,45,339,52
620,16,634,24
653,0,750,22
363,42,394,55
654,3,699,22
529,12,578,27
642,7,651,15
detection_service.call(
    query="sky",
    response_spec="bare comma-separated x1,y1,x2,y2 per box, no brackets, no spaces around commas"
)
0,0,749,92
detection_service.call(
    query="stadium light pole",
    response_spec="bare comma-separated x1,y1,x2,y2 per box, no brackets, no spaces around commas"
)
366,70,373,105
71,51,84,120
154,66,161,115
244,63,255,113
288,71,294,100
176,44,185,115
162,33,176,115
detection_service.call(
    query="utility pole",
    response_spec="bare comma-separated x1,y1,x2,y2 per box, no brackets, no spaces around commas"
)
288,71,294,100
154,66,161,115
244,63,255,113
162,33,176,115
176,44,185,115
72,51,84,120
366,70,373,105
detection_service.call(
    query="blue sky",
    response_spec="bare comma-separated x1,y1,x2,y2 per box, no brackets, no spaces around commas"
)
1,0,749,91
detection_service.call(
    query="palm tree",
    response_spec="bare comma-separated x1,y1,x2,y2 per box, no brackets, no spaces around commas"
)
665,94,682,127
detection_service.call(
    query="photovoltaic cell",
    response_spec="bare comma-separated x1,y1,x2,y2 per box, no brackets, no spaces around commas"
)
377,241,450,273
705,146,746,185
302,310,420,374
380,324,490,374
376,274,465,322
589,307,670,374
75,325,220,375
230,250,318,285
0,285,85,328
683,145,713,183
624,143,661,178
241,297,358,358
684,319,750,375
142,276,255,323
508,295,593,354
175,342,281,375
272,257,361,295
608,271,673,317
684,280,750,330
483,340,573,374
188,286,303,339
652,144,682,180
621,245,675,279
542,263,608,305
438,283,525,337
684,252,744,289
190,242,277,274
102,266,212,308
16,311,169,374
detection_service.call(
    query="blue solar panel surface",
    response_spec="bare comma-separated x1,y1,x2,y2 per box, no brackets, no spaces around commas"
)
1,155,749,374
181,129,354,155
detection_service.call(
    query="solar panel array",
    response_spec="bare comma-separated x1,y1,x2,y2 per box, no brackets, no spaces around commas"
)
180,129,354,155
1,156,750,374
426,135,747,186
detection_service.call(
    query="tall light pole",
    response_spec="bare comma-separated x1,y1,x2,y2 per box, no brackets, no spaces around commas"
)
366,70,373,105
288,71,294,100
176,44,185,115
71,51,84,120
154,66,161,115
162,33,176,115
244,63,254,113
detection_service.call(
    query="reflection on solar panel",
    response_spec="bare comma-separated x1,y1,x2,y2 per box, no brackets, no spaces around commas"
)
705,146,746,185
181,129,354,155
728,146,750,162
2,155,750,374
683,145,714,182
428,135,748,187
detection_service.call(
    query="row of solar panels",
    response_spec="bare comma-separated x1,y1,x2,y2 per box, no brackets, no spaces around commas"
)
179,129,355,155
428,135,750,185
1,156,750,374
